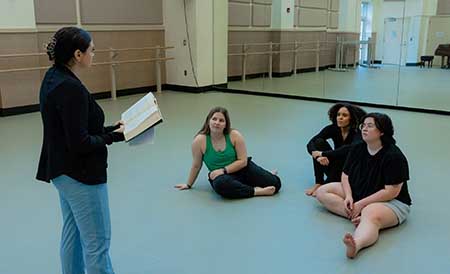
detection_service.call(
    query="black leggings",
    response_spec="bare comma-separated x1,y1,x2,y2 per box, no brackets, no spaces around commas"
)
311,139,345,184
209,158,282,199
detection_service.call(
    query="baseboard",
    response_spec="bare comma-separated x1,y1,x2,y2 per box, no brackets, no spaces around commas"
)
272,71,293,77
163,84,218,93
228,65,346,82
0,104,40,117
406,62,421,67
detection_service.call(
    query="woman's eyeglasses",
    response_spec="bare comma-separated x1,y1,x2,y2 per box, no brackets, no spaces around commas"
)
359,123,376,130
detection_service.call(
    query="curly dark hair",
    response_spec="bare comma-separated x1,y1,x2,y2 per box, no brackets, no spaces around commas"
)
197,107,231,135
361,112,396,145
46,27,92,66
328,102,366,130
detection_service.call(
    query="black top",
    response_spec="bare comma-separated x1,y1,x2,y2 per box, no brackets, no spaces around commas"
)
307,124,362,160
36,64,124,185
343,142,412,206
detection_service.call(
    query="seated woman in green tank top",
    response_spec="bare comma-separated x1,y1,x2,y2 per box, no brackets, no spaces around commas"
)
174,107,281,199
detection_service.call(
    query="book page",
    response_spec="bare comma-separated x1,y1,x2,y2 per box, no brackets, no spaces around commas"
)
121,92,162,141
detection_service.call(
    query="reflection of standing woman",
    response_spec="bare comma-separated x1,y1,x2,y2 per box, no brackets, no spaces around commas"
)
305,103,366,196
175,107,281,198
316,113,412,258
36,27,124,274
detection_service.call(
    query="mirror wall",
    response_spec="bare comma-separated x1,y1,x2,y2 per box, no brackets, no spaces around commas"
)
227,0,450,112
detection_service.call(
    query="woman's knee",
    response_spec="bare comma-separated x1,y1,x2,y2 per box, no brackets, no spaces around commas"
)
211,176,233,197
315,185,327,202
361,204,384,225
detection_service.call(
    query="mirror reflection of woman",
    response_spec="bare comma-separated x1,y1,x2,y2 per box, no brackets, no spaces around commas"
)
315,113,412,258
305,103,366,196
175,107,281,199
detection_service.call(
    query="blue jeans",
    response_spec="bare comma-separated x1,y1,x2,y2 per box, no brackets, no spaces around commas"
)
52,175,115,274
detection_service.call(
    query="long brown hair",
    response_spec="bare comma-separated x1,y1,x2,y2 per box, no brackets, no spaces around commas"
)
197,107,231,135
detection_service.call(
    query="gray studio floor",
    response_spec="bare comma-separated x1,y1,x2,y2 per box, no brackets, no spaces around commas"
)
228,65,450,111
1,91,450,274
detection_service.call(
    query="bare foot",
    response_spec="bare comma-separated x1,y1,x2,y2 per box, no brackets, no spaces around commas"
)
271,169,278,175
343,233,358,258
254,186,276,196
305,183,321,197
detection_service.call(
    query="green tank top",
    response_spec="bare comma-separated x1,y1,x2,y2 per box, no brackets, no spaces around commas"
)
203,134,237,171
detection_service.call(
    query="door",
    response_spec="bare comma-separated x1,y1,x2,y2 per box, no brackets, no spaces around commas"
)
383,17,409,65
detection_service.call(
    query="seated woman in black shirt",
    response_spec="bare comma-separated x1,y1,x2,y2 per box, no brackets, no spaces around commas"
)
305,103,366,196
315,113,412,258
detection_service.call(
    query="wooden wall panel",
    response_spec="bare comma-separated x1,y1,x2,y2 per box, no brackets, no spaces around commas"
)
298,8,328,27
252,4,271,27
34,0,77,24
80,0,163,24
229,2,252,27
1,30,166,110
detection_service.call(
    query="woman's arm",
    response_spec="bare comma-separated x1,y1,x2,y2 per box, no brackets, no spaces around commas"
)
104,120,124,133
59,82,123,154
225,130,248,173
322,130,363,160
208,130,248,180
341,172,354,217
175,135,204,190
307,125,334,156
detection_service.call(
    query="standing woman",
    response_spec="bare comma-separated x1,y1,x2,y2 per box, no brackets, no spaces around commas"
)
315,113,412,258
175,107,281,199
36,27,124,274
305,103,366,196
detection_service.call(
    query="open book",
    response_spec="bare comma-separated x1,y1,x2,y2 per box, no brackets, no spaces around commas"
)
121,92,163,142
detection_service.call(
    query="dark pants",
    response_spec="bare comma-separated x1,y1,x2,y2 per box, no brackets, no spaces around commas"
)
311,139,344,184
209,158,282,199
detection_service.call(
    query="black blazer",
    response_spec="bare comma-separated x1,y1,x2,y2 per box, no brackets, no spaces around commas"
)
36,64,124,185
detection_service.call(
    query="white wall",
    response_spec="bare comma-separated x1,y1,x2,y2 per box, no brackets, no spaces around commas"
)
272,0,294,29
0,0,36,29
372,0,442,62
164,0,197,86
338,0,361,32
164,0,227,87
213,0,228,85
195,1,214,86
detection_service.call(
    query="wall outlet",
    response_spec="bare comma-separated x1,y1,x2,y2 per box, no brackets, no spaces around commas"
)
184,70,187,76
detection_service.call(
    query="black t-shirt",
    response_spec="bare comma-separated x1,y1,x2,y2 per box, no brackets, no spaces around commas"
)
343,142,412,205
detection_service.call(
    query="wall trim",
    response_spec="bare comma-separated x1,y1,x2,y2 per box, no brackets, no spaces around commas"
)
37,24,165,32
164,84,224,93
0,28,38,33
229,27,358,33
0,25,165,34
227,65,355,81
